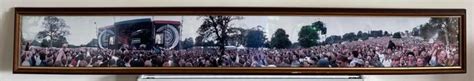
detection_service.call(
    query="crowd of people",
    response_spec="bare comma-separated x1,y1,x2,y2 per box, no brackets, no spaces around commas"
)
20,36,460,67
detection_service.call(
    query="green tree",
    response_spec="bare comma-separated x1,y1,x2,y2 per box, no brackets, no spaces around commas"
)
297,21,326,48
245,26,266,48
227,27,246,46
194,35,205,46
369,30,384,37
197,16,243,55
181,37,194,49
270,28,292,49
324,35,342,44
428,18,459,44
392,32,402,38
384,31,390,36
263,41,271,48
35,16,70,47
356,31,370,40
419,23,436,40
418,17,459,45
412,27,420,36
342,32,357,41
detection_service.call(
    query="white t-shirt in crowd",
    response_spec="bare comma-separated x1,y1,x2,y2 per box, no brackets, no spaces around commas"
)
382,59,392,67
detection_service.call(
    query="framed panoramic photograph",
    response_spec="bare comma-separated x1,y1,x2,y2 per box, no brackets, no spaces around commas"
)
13,7,466,74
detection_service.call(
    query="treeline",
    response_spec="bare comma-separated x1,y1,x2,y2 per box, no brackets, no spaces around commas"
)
412,17,459,44
324,30,391,44
189,16,407,49
183,25,267,49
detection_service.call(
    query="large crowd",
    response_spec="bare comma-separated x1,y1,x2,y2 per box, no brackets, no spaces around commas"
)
20,37,460,67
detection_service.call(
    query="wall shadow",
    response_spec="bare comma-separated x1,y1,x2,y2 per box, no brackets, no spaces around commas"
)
114,75,137,81
0,7,15,73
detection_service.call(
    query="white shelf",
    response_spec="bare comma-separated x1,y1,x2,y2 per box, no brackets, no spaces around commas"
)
138,75,363,81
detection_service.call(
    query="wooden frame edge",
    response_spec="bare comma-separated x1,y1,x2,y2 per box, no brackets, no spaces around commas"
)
12,7,467,74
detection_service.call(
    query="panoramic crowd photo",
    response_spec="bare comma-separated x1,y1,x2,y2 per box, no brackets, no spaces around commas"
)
19,15,460,68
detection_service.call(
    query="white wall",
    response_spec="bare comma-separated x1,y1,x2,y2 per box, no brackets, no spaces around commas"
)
0,0,472,81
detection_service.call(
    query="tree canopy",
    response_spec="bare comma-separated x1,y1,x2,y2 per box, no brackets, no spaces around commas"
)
342,32,357,42
324,35,342,44
181,37,194,49
35,16,70,47
417,18,459,44
392,32,402,38
270,28,292,49
197,16,243,55
297,21,327,48
245,26,266,48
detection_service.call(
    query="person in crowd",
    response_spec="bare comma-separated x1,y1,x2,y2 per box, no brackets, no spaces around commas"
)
20,37,459,67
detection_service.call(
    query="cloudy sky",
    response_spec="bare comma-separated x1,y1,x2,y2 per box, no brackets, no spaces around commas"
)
21,15,434,46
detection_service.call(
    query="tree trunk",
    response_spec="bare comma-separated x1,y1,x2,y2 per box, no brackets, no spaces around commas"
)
219,34,227,57
443,26,450,49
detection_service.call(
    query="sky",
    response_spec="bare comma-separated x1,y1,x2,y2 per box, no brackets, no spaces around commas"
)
21,15,437,46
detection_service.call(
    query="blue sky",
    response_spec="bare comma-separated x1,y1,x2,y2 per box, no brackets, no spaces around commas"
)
21,15,438,45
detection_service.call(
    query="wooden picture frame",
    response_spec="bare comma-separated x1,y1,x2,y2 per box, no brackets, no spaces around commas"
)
13,7,466,74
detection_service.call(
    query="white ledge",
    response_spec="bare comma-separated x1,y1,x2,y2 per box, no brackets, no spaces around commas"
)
139,75,362,79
